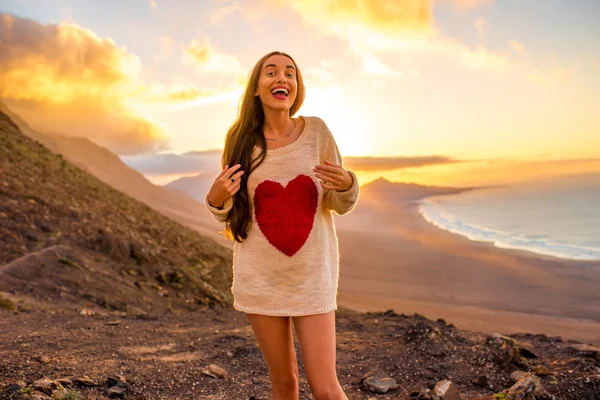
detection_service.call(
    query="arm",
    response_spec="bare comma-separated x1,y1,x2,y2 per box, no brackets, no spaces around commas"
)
320,130,359,216
204,192,233,223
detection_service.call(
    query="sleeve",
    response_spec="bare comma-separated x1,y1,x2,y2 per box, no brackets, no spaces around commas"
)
204,192,233,223
321,126,359,216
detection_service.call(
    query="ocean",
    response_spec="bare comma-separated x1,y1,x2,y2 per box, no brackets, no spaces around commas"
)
416,173,600,261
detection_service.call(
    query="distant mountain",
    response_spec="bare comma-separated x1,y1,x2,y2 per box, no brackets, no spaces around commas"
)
0,101,225,244
359,177,478,204
164,172,218,204
0,108,233,314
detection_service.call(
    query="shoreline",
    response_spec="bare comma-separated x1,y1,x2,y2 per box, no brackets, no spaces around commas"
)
335,197,600,346
415,191,600,263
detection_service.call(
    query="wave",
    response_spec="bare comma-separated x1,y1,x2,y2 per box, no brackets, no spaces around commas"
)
416,198,600,262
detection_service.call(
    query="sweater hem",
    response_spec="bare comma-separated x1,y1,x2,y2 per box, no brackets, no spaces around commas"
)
232,302,338,317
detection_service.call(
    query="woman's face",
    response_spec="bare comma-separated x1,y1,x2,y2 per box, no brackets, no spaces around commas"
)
254,54,297,113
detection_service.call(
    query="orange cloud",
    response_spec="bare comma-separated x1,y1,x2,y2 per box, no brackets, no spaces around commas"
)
509,40,526,54
0,12,168,154
474,16,486,33
182,37,245,76
344,155,463,171
272,0,507,75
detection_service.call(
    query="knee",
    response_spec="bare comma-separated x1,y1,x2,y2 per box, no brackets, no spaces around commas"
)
311,383,344,400
271,373,299,396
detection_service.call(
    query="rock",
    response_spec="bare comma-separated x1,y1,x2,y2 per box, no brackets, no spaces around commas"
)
31,378,63,395
432,380,461,400
405,321,443,343
56,378,72,387
570,343,600,360
6,381,27,392
22,390,52,400
361,370,398,394
509,371,528,384
107,385,127,398
106,375,128,388
51,385,69,399
530,364,552,375
105,320,121,325
472,375,488,387
202,363,227,378
75,376,99,386
33,355,51,364
506,372,555,400
485,334,518,367
411,388,432,399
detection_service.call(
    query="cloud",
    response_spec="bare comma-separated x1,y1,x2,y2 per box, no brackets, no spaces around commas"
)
528,66,573,85
0,12,168,154
508,40,526,54
155,35,174,62
149,0,157,10
181,37,245,77
344,155,463,171
124,150,463,177
210,1,242,25
0,13,240,154
271,0,508,75
474,16,486,34
121,149,223,175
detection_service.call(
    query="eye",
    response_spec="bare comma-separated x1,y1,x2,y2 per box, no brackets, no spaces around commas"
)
287,73,295,78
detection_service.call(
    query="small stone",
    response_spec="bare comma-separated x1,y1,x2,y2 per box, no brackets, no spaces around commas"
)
361,370,398,394
570,343,600,360
75,376,99,386
509,371,528,384
432,380,461,400
22,390,52,400
106,375,128,388
107,385,126,398
507,372,554,400
106,320,121,325
202,363,227,378
33,355,51,364
51,385,69,399
32,378,63,395
6,381,27,392
530,364,552,375
472,375,488,387
56,378,72,387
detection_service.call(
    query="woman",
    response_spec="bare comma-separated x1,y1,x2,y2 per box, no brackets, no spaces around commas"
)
205,50,359,400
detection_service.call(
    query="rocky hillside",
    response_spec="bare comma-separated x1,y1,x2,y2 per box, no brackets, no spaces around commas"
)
0,108,233,314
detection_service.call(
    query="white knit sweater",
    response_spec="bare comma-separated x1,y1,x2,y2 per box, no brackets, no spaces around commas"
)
205,116,359,316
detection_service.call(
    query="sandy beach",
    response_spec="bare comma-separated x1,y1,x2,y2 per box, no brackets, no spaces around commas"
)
334,198,600,346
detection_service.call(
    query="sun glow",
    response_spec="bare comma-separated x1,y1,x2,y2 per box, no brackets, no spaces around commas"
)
298,86,372,157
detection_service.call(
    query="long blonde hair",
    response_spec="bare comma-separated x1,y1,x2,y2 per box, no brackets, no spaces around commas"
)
221,51,306,242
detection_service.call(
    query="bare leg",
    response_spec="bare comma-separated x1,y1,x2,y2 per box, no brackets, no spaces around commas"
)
246,313,299,400
293,311,348,400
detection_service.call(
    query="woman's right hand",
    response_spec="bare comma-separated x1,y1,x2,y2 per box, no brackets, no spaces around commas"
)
206,164,245,208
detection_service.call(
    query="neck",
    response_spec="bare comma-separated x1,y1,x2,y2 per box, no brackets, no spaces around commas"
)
262,109,293,139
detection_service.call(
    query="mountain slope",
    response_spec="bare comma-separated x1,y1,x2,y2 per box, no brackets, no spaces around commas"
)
0,101,226,246
0,109,233,314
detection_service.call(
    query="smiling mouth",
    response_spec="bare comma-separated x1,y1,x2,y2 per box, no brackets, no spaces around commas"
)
271,87,289,99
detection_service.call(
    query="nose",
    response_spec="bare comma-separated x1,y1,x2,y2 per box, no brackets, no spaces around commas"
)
276,71,287,84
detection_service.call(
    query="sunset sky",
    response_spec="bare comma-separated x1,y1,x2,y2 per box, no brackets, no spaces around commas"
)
1,0,599,187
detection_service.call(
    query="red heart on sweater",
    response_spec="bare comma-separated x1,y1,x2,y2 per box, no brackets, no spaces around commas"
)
254,174,318,257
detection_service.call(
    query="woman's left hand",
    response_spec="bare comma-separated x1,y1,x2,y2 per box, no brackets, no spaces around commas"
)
313,160,354,192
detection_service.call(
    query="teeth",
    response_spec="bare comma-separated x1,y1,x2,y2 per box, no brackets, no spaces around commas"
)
271,88,289,95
